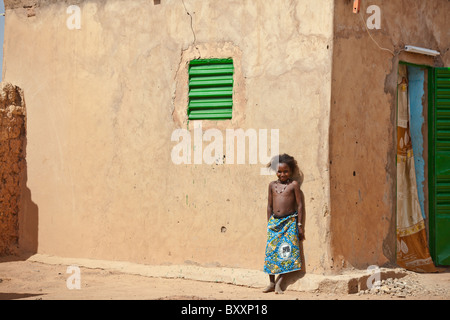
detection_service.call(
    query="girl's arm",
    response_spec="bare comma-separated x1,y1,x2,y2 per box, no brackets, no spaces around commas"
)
293,181,303,220
267,182,273,221
293,181,304,239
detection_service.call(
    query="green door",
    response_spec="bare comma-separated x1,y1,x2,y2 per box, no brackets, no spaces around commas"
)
430,67,450,266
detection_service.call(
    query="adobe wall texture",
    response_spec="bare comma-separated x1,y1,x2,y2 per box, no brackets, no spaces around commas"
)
3,0,334,273
5,0,77,9
329,0,450,272
0,83,26,256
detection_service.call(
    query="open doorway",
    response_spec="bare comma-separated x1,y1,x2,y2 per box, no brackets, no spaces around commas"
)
397,62,450,269
396,63,437,272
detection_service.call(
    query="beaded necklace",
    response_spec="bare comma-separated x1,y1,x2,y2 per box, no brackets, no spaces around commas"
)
274,179,291,194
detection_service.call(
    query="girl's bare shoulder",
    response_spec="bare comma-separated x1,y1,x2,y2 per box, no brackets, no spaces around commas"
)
288,180,300,191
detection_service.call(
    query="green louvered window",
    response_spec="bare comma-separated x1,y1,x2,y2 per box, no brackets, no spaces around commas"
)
188,58,234,120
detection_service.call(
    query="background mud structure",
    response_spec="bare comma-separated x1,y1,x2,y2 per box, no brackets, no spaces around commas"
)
0,83,26,255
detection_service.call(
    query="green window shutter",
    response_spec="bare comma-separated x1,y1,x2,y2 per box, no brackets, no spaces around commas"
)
188,59,234,120
430,67,450,266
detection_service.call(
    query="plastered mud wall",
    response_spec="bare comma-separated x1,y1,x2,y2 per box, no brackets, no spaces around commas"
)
3,0,334,273
0,83,26,255
329,0,450,272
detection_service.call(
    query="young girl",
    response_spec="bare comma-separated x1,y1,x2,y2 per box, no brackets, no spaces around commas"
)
263,154,304,294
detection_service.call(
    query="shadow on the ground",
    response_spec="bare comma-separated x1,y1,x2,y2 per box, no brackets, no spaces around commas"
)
0,292,44,300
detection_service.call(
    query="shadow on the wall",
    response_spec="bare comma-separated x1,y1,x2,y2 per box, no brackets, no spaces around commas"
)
18,97,39,259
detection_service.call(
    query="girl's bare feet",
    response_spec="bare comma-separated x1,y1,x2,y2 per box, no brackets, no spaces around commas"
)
275,282,284,294
275,275,284,294
262,282,275,293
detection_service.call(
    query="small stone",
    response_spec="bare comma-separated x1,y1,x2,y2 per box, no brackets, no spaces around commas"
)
380,285,391,294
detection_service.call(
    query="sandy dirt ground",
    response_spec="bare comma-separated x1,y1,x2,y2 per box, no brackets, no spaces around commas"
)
0,256,449,301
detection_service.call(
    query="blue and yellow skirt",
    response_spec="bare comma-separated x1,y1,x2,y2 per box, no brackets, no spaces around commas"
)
264,213,302,275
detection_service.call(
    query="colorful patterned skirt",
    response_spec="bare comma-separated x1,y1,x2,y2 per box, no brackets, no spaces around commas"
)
264,212,302,275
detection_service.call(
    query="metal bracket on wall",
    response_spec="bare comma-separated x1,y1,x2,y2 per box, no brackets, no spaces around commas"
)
353,0,361,13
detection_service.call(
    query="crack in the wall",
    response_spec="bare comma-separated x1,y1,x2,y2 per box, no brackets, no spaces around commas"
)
172,0,202,125
171,51,186,121
181,0,201,57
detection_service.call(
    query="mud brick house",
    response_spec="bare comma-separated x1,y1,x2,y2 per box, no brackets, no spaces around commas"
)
0,0,448,279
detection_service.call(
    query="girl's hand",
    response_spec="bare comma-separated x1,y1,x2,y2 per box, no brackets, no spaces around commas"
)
298,225,305,241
